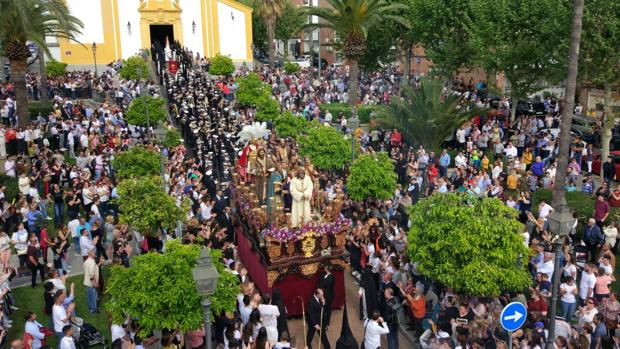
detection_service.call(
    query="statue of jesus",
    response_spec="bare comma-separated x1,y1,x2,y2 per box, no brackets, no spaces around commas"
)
290,167,313,227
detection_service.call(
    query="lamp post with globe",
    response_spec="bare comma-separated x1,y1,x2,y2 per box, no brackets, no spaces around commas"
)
192,248,220,349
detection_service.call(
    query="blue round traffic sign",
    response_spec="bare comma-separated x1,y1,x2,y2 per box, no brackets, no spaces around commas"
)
499,302,527,332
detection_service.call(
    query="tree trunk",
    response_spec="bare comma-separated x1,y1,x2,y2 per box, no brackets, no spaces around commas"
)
403,46,412,84
601,81,614,162
38,48,48,103
550,0,583,211
10,59,30,127
348,58,359,107
510,91,518,122
267,19,276,68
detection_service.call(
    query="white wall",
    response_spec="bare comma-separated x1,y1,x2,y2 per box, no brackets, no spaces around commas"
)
217,1,247,60
181,0,204,56
118,0,142,58
67,0,104,44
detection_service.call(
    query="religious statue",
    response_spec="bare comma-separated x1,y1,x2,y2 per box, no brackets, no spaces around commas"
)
290,167,313,227
267,165,284,214
251,148,275,204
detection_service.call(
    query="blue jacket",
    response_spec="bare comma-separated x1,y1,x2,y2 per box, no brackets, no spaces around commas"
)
583,224,604,246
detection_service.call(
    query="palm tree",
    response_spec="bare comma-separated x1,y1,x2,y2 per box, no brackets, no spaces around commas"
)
375,78,484,152
254,0,286,68
0,0,82,126
303,0,408,107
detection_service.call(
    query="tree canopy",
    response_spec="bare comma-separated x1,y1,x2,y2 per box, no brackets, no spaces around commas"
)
375,78,483,151
119,56,150,81
125,96,167,127
346,152,397,201
407,194,531,297
209,54,235,76
298,125,352,170
274,112,309,140
112,146,161,180
116,176,186,236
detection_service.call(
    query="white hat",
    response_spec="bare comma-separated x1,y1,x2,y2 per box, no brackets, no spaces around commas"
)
437,331,450,339
206,170,213,176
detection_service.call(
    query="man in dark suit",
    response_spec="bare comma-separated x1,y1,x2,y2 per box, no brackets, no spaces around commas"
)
317,265,335,325
213,189,227,215
306,288,330,349
217,206,235,242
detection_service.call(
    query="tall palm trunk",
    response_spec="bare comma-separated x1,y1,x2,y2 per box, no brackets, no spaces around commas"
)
10,59,30,127
38,47,48,103
551,0,584,210
601,81,613,162
266,18,276,68
403,46,412,84
348,58,359,107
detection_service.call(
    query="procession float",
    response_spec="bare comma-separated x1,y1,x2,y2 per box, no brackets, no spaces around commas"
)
233,123,349,316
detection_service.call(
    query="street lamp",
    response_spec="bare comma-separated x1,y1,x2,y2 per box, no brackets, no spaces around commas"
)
192,248,220,349
545,205,574,349
91,42,98,77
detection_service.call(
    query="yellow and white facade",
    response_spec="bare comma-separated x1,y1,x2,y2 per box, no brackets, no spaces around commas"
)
48,0,253,65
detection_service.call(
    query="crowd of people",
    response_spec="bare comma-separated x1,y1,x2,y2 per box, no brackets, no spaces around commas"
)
0,41,616,349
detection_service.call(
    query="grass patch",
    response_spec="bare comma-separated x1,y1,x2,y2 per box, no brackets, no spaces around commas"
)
7,269,111,347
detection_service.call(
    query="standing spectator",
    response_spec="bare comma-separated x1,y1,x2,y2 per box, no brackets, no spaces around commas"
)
438,150,450,178
559,276,578,322
381,288,400,349
24,312,47,349
26,234,45,288
363,310,390,349
583,218,604,263
52,291,75,339
602,157,615,185
593,195,610,227
83,248,99,314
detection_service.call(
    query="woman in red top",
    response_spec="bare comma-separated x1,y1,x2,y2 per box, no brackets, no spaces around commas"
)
428,163,438,184
608,186,620,207
526,290,548,318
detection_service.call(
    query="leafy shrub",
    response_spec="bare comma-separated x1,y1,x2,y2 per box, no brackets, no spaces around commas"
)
119,56,150,81
274,112,308,139
209,54,235,76
162,128,182,149
298,125,352,170
347,152,397,201
28,101,54,118
117,176,187,236
126,96,167,127
318,103,379,124
255,94,281,122
112,146,161,180
236,73,268,107
407,194,531,296
0,174,19,201
284,61,300,74
45,61,68,77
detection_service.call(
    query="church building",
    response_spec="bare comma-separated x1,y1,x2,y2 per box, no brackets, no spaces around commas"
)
48,0,253,65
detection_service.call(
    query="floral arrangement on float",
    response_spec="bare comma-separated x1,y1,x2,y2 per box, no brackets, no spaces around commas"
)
262,216,351,243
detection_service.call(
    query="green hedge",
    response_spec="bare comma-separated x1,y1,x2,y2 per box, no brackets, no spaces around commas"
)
318,103,379,124
0,174,19,202
28,101,54,118
531,189,618,225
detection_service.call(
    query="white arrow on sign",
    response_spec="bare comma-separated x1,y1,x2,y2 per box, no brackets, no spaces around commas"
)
504,311,523,322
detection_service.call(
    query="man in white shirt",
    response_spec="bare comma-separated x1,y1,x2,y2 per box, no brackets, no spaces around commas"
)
79,229,96,259
537,252,555,280
67,218,80,255
454,152,467,169
364,310,390,349
59,325,76,349
53,291,75,338
505,142,518,159
537,200,554,221
578,264,596,305
24,312,46,349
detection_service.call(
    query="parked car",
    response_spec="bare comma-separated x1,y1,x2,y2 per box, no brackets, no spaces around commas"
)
531,100,546,116
588,150,620,179
571,115,598,143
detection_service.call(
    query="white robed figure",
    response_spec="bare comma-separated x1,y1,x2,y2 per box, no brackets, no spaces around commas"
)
290,168,313,227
